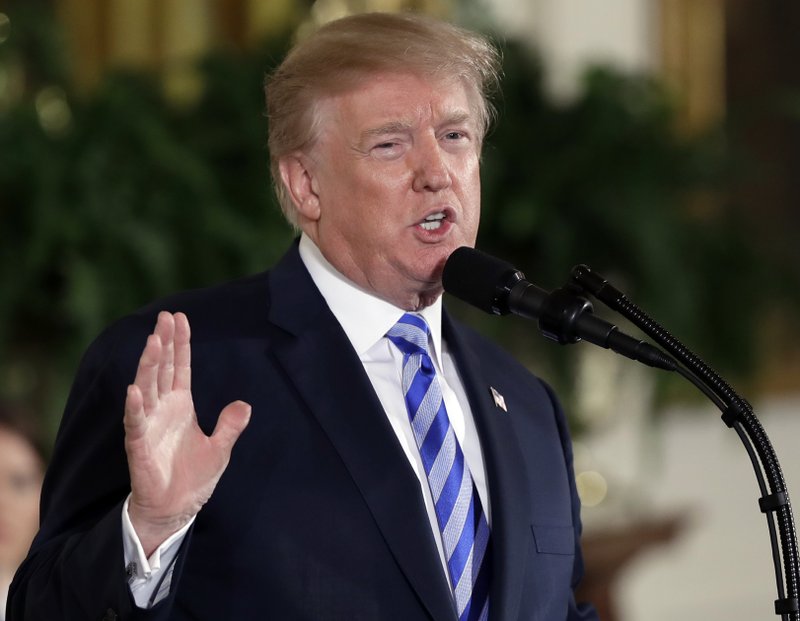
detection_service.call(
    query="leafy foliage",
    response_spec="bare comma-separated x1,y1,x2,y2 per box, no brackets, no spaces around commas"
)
0,12,796,435
459,41,791,405
0,11,295,429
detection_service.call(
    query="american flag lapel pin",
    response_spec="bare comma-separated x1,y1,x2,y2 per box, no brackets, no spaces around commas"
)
489,386,507,412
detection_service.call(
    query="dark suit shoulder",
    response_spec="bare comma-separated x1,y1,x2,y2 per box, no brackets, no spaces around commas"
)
445,313,556,401
95,269,269,349
133,270,272,337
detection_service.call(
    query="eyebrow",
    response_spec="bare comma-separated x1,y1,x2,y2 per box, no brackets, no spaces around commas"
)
439,111,472,128
359,111,474,142
360,121,413,141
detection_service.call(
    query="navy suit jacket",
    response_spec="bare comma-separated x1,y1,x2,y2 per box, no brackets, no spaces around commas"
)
8,244,597,621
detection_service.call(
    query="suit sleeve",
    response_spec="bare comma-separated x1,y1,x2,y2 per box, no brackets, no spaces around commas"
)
543,381,600,621
6,318,186,621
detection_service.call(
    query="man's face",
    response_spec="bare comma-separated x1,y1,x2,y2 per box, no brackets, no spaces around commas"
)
296,72,482,310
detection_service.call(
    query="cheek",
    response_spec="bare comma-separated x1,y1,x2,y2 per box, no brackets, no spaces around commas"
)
364,168,410,202
358,210,397,250
459,160,482,214
349,175,407,228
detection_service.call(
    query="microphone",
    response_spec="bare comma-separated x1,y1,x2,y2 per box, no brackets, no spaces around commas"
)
442,246,676,370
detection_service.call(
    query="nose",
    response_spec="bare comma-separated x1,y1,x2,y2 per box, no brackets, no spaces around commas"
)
412,138,451,193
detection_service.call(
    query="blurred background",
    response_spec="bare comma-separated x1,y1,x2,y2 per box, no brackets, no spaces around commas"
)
0,0,798,618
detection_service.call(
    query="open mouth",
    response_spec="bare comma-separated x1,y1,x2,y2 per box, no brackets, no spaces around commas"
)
419,211,447,231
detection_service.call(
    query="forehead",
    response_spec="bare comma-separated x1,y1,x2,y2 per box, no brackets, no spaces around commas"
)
319,72,477,135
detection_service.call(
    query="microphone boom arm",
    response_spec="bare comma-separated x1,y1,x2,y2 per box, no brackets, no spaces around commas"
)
508,279,676,370
441,246,799,618
571,263,800,620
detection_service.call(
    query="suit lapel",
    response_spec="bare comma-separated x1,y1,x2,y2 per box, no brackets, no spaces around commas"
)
443,313,532,621
266,246,457,621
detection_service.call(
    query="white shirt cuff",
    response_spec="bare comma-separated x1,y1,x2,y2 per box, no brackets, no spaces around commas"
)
121,494,195,608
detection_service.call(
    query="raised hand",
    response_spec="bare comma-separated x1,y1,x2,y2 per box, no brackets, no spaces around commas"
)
123,311,251,556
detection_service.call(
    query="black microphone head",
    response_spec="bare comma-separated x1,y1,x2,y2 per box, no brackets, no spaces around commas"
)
442,246,524,315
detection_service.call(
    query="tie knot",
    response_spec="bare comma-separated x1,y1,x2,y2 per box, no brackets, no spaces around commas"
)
386,313,431,357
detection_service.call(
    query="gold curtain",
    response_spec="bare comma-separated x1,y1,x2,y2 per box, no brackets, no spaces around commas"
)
54,0,299,96
660,0,726,134
54,0,449,96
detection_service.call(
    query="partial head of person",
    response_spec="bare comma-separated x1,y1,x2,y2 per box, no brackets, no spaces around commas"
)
0,405,46,581
266,12,501,311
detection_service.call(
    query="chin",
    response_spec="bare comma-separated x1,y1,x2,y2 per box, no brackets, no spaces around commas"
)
411,256,446,285
428,240,459,261
404,243,460,289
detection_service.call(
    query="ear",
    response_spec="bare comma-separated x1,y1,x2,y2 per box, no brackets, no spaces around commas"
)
278,153,321,221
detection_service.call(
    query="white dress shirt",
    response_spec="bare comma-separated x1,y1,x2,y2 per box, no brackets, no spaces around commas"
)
122,234,491,606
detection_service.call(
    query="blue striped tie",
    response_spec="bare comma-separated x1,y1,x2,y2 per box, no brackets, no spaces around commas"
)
387,313,491,621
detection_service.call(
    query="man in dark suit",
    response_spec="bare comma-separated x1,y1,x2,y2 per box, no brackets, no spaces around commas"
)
8,12,597,621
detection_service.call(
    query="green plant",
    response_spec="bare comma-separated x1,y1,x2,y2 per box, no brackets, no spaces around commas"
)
1,11,796,437
455,41,794,408
0,9,296,431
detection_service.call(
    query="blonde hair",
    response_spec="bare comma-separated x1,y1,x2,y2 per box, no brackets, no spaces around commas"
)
265,12,501,227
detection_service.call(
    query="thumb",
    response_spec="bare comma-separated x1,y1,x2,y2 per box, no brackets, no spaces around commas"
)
211,400,252,455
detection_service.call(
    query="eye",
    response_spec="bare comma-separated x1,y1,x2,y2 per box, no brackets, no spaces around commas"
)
371,140,405,160
441,130,472,151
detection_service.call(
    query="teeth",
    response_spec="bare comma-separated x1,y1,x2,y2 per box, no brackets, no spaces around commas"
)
419,212,446,231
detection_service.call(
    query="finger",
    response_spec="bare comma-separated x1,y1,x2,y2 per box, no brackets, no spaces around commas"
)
155,312,176,397
133,333,162,412
173,312,192,392
210,401,252,457
123,384,147,442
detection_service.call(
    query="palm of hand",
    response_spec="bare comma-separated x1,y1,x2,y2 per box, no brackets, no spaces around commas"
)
124,312,251,555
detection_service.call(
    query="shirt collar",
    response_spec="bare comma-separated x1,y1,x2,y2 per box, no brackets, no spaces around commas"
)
298,234,443,361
